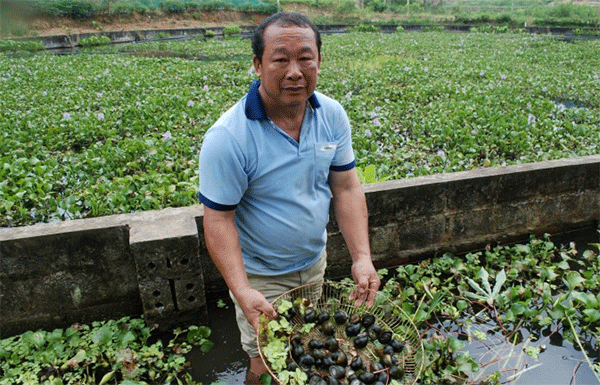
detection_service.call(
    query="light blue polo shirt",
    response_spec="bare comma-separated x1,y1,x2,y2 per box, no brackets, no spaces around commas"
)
199,80,356,276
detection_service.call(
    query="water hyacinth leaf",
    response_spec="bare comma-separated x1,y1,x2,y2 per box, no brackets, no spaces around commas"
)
572,291,599,308
29,331,46,349
92,326,113,345
563,271,586,290
524,346,541,359
448,336,465,353
582,309,600,323
456,299,468,311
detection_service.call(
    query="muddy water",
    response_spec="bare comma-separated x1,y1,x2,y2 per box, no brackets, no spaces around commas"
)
187,296,248,384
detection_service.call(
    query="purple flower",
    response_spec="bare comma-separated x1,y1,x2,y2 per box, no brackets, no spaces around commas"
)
187,100,195,107
501,74,507,80
162,131,172,141
97,112,104,120
373,118,381,127
1,77,6,82
594,74,599,80
203,76,208,81
97,92,103,98
63,112,71,120
364,129,372,137
480,71,485,77
437,149,446,158
370,111,377,118
42,91,47,96
203,85,209,92
527,114,536,126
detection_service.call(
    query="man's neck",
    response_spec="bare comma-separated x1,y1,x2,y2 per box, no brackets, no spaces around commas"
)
259,87,307,142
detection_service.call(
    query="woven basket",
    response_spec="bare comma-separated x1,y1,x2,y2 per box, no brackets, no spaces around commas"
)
257,281,424,384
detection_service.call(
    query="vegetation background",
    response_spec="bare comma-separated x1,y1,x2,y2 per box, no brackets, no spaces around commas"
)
1,0,599,38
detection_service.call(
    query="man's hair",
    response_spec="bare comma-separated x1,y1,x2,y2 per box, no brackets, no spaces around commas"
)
251,12,322,62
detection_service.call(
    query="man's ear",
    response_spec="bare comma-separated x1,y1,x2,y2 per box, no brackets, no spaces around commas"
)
317,53,322,75
252,55,262,78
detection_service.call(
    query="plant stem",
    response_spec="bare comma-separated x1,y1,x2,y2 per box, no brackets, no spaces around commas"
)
565,314,600,384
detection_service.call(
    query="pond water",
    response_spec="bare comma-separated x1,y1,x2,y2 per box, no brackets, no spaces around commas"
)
188,227,599,384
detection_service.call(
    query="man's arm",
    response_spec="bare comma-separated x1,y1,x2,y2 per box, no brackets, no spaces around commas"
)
202,207,277,330
329,168,381,307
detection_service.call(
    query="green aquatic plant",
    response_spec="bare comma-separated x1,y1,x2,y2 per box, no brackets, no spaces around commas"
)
0,317,213,385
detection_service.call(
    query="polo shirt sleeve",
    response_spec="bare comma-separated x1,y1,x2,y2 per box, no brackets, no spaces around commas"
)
198,126,248,211
330,103,356,172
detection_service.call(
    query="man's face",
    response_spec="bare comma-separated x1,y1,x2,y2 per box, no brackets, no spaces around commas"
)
253,24,322,109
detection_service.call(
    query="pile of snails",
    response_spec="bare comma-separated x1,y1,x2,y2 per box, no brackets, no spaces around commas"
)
277,303,407,385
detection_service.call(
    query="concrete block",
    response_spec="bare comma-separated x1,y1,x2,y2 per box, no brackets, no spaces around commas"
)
0,225,139,337
128,206,207,331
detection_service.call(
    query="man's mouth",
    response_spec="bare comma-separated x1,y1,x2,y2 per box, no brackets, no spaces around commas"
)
283,85,305,92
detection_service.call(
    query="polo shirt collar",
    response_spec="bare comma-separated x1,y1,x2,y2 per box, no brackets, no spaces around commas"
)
245,80,321,121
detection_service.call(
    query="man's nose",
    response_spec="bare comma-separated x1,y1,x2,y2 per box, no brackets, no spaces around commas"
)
286,60,302,79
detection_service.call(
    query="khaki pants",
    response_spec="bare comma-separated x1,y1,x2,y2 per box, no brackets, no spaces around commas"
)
230,250,327,358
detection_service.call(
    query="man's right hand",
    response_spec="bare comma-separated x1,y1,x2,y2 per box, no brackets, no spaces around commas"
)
235,286,278,332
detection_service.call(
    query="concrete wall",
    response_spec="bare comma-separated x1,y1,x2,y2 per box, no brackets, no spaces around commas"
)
18,25,595,51
1,155,599,338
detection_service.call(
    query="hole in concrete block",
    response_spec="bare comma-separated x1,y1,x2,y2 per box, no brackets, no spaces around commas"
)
153,290,161,297
148,262,156,269
155,302,164,309
186,283,194,290
188,296,196,303
181,258,189,265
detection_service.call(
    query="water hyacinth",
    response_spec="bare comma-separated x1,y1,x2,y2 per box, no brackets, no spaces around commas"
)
1,32,599,228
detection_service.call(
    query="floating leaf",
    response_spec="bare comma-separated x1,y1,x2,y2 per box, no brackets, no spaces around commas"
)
563,271,586,290
524,346,541,359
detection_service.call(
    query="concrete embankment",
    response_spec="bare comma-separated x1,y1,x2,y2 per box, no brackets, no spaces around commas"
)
1,155,598,338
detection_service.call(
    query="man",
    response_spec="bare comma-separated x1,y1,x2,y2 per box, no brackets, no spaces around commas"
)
198,12,380,384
